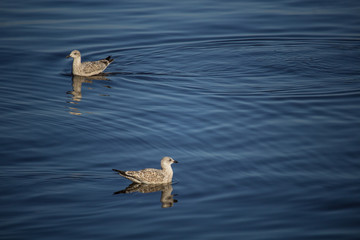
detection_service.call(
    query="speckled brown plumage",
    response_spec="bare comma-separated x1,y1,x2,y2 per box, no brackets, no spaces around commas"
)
66,50,114,76
113,157,178,184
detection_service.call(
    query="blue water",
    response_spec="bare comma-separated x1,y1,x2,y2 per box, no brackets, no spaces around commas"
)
1,0,360,239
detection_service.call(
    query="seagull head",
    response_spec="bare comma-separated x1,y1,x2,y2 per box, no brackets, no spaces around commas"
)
161,156,178,167
66,50,81,59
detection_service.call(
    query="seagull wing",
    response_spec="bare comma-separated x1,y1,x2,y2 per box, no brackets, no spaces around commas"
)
81,61,108,75
125,168,166,184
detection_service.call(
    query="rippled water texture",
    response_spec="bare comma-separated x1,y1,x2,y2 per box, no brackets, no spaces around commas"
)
1,0,360,239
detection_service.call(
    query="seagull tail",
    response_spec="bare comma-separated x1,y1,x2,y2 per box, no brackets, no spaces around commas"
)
106,56,114,63
112,169,126,175
113,169,141,183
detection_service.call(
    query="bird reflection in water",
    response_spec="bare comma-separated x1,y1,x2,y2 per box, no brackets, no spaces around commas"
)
114,183,178,208
67,75,111,115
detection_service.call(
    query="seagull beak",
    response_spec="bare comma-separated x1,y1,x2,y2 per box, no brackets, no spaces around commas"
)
66,55,71,58
173,160,178,164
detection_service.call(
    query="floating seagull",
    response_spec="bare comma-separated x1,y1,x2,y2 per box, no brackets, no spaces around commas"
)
66,50,114,76
113,157,178,184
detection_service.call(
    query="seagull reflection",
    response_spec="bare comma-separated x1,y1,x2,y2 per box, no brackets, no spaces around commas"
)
67,75,110,102
67,75,111,115
114,183,178,208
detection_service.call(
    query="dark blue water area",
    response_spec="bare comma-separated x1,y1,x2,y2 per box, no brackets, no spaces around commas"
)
1,0,360,239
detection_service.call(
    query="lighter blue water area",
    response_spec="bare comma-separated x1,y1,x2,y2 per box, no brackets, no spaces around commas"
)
1,0,360,239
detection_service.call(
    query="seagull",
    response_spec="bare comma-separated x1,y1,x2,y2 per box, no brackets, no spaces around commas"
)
66,50,114,76
113,157,178,184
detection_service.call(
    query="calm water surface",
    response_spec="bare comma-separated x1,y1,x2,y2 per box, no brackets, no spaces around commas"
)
1,0,360,239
